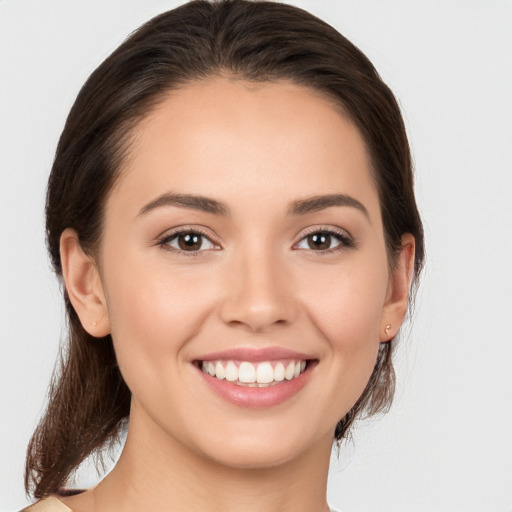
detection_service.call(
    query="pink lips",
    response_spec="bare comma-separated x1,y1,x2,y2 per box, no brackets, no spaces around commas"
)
197,347,314,363
194,347,316,408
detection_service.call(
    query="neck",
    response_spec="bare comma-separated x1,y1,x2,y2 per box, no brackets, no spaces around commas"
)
91,408,333,512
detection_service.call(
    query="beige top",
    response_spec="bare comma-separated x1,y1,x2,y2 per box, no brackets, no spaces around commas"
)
21,496,72,512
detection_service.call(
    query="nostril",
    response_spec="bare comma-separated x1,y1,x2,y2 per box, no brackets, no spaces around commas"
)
220,300,296,332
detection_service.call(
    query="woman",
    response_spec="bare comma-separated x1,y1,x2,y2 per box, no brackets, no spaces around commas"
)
22,1,424,510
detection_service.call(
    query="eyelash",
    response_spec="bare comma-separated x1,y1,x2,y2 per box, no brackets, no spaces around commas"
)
157,226,354,256
157,227,219,257
292,226,355,254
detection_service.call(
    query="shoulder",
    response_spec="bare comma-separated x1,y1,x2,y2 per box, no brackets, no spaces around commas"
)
20,496,72,512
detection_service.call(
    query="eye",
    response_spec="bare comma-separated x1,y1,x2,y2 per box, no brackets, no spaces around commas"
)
159,230,218,253
294,229,353,252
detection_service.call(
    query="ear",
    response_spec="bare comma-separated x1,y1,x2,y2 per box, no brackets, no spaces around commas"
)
380,233,416,342
60,228,110,337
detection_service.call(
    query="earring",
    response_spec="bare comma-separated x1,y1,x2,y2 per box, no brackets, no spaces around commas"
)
385,324,391,336
91,321,97,327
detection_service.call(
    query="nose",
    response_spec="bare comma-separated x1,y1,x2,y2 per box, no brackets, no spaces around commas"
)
219,248,298,332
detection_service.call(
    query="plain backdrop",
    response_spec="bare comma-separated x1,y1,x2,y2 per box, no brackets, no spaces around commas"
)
1,1,511,511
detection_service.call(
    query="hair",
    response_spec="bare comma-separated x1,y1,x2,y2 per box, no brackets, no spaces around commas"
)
25,0,425,498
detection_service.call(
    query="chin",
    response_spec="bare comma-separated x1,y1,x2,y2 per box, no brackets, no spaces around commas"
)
204,442,305,470
189,419,332,471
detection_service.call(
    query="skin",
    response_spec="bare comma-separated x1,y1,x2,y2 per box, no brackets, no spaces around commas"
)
59,78,415,512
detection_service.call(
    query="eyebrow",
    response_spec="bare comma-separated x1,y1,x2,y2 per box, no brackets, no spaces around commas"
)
138,192,369,220
288,194,369,219
138,193,230,217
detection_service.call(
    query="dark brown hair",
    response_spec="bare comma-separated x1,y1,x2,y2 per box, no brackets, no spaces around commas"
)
26,0,424,498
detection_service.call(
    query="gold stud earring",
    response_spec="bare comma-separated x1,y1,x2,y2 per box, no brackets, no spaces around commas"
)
385,324,391,336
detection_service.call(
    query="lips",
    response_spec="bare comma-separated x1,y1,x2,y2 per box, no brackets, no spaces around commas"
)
194,347,317,408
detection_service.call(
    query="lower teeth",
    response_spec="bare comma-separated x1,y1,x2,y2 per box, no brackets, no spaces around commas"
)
234,380,281,388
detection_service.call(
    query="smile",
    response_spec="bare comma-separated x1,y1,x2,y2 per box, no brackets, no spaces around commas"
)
200,359,308,387
194,348,316,408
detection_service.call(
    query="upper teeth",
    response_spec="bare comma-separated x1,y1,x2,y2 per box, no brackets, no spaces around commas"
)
201,360,307,387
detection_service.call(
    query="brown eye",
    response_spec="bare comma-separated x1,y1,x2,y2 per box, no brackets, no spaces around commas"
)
178,233,202,251
307,233,332,250
294,229,352,252
163,231,216,252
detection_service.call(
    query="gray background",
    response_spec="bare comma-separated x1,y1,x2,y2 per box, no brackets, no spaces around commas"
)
1,1,511,511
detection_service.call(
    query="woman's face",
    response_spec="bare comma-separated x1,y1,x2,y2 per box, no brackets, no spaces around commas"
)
91,78,406,468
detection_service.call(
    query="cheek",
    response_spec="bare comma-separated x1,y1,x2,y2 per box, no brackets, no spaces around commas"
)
102,257,218,388
298,254,389,411
300,256,389,347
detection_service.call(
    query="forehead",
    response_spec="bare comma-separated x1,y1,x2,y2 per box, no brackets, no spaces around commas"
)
110,78,380,219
